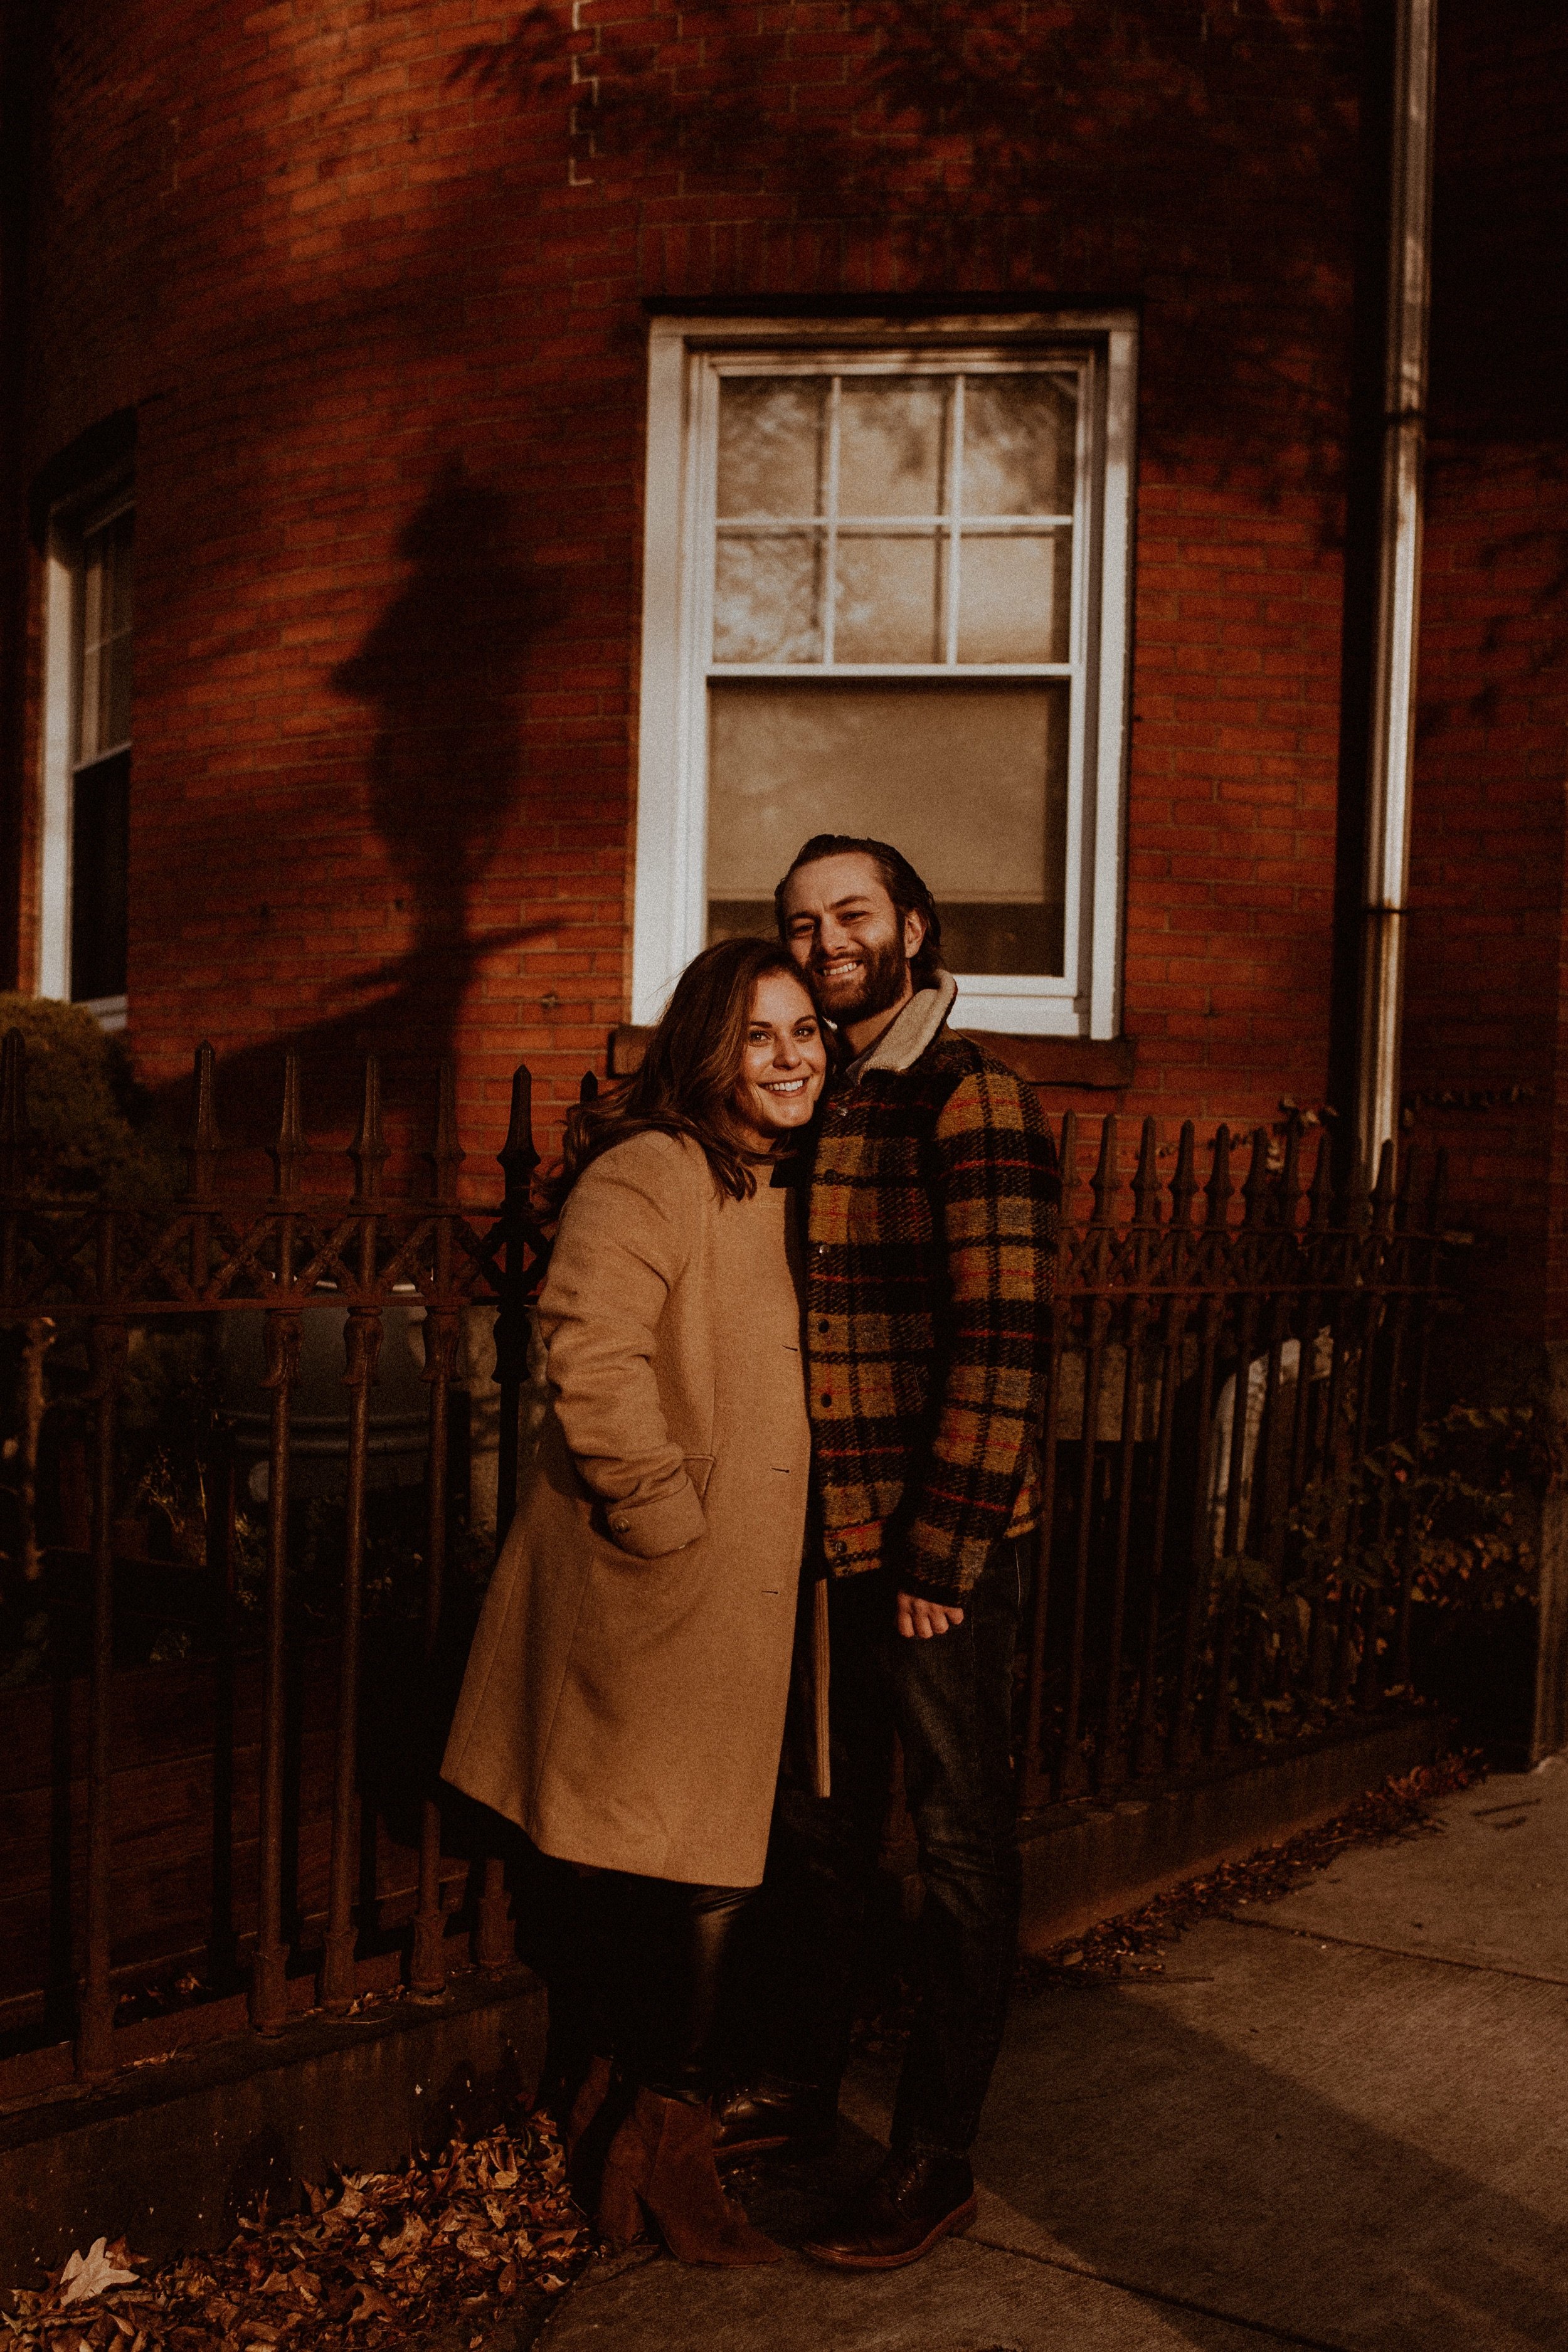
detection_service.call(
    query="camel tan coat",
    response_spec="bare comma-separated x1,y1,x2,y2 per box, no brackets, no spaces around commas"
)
441,1130,810,1887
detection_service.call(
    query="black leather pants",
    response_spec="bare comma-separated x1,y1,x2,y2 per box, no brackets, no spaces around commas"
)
572,1870,753,2103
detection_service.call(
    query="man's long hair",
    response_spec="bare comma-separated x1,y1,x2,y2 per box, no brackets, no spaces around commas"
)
543,935,803,1216
773,834,945,989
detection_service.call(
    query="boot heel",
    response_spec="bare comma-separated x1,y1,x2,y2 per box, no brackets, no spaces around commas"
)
596,2149,650,2251
617,2089,785,2266
946,2196,979,2240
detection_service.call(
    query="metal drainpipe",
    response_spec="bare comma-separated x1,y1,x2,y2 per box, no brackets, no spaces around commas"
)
1354,0,1439,1181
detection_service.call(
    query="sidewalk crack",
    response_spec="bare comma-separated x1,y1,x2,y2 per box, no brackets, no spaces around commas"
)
1218,1913,1568,1988
964,2233,1353,2351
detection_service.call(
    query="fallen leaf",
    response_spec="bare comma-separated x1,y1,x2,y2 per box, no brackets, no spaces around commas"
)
60,2242,140,2309
377,2214,426,2260
347,2284,397,2324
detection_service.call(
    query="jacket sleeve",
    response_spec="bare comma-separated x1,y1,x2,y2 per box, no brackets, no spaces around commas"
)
899,1065,1059,1604
536,1135,707,1560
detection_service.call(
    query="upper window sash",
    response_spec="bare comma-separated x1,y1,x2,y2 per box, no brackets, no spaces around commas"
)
702,358,1087,677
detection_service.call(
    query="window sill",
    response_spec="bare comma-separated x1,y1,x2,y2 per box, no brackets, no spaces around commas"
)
609,1024,1135,1089
946,1031,1136,1089
78,994,127,1036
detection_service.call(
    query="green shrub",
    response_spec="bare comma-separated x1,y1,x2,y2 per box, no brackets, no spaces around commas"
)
0,993,180,1201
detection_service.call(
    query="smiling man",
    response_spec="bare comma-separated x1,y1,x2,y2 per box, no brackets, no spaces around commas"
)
714,833,1059,2269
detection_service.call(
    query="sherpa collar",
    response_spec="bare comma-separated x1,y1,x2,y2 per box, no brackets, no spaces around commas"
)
847,970,959,1078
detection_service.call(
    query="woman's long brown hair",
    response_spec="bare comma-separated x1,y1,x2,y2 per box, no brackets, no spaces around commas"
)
541,936,812,1215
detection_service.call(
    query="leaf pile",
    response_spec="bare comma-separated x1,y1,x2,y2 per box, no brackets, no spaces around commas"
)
1020,1751,1485,1989
2,2118,590,2352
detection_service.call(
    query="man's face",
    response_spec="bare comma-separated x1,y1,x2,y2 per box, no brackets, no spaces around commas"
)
779,852,926,1028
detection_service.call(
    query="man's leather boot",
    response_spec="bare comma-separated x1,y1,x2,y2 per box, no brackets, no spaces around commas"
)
800,2148,977,2269
597,2087,785,2265
712,2073,838,2164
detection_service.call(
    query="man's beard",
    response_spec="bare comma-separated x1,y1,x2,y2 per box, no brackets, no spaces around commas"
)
808,930,911,1027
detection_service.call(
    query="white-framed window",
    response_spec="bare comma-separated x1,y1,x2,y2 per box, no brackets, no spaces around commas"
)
632,313,1136,1037
38,481,134,1029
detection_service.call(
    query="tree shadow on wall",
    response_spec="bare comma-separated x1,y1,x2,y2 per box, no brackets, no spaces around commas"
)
453,0,1366,507
158,458,563,1164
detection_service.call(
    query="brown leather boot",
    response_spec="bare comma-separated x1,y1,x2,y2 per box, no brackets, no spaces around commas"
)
564,2054,619,2208
597,2087,785,2265
802,2149,976,2270
566,2055,613,2159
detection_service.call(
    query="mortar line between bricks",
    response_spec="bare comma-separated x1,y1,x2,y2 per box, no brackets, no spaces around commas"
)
963,2234,1354,2352
1216,1913,1568,1988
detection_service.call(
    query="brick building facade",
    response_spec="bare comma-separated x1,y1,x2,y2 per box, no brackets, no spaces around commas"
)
0,0,1563,1344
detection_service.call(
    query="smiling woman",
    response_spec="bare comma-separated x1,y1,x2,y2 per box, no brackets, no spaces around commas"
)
732,967,827,1150
442,935,819,2268
541,936,824,1211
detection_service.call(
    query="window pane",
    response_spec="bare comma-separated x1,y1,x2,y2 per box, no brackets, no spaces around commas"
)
958,532,1073,663
70,748,130,1002
963,375,1077,516
837,378,948,516
105,512,135,633
713,533,823,662
103,625,134,751
834,534,941,664
78,509,134,762
718,379,825,517
706,679,1067,975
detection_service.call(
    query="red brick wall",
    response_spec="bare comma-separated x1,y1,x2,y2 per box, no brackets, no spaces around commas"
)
1403,0,1568,1349
13,1,1367,1182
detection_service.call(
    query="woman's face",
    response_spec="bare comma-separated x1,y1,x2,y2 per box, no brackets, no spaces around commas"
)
732,969,828,1148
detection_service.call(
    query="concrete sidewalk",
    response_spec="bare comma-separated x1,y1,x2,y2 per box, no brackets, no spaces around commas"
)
536,1757,1568,2351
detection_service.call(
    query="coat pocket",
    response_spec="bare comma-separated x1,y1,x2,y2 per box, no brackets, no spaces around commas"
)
683,1454,716,1501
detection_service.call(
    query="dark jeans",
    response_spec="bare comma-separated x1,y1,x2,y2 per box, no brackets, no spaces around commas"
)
754,1535,1028,2159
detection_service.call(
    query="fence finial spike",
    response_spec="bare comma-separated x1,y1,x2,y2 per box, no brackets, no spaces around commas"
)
0,1028,26,1190
1395,1138,1416,1231
1089,1114,1117,1228
1057,1109,1078,1216
1307,1127,1334,1230
500,1062,540,1199
1371,1136,1397,1234
429,1061,464,1199
184,1042,222,1199
1170,1120,1197,1227
1279,1114,1303,1229
1241,1127,1271,1229
1346,1133,1374,1231
350,1056,388,1203
271,1050,305,1199
1131,1116,1160,1227
1204,1125,1234,1228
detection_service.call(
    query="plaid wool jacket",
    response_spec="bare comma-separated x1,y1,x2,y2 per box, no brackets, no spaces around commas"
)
803,973,1059,1607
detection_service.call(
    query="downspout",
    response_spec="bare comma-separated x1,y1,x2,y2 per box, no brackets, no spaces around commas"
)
1354,0,1438,1181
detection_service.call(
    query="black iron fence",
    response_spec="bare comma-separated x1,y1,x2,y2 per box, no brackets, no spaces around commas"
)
1019,1113,1449,1811
0,1030,1452,2096
0,1036,551,2090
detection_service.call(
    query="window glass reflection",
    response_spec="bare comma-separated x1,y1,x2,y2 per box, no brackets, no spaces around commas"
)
717,379,825,517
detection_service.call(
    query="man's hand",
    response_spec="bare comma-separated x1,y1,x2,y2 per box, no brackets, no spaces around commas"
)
896,1590,966,1640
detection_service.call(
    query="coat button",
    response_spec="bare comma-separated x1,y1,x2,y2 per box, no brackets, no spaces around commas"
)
817,1318,829,1333
612,1517,629,1531
820,1392,832,1407
831,1539,847,1559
